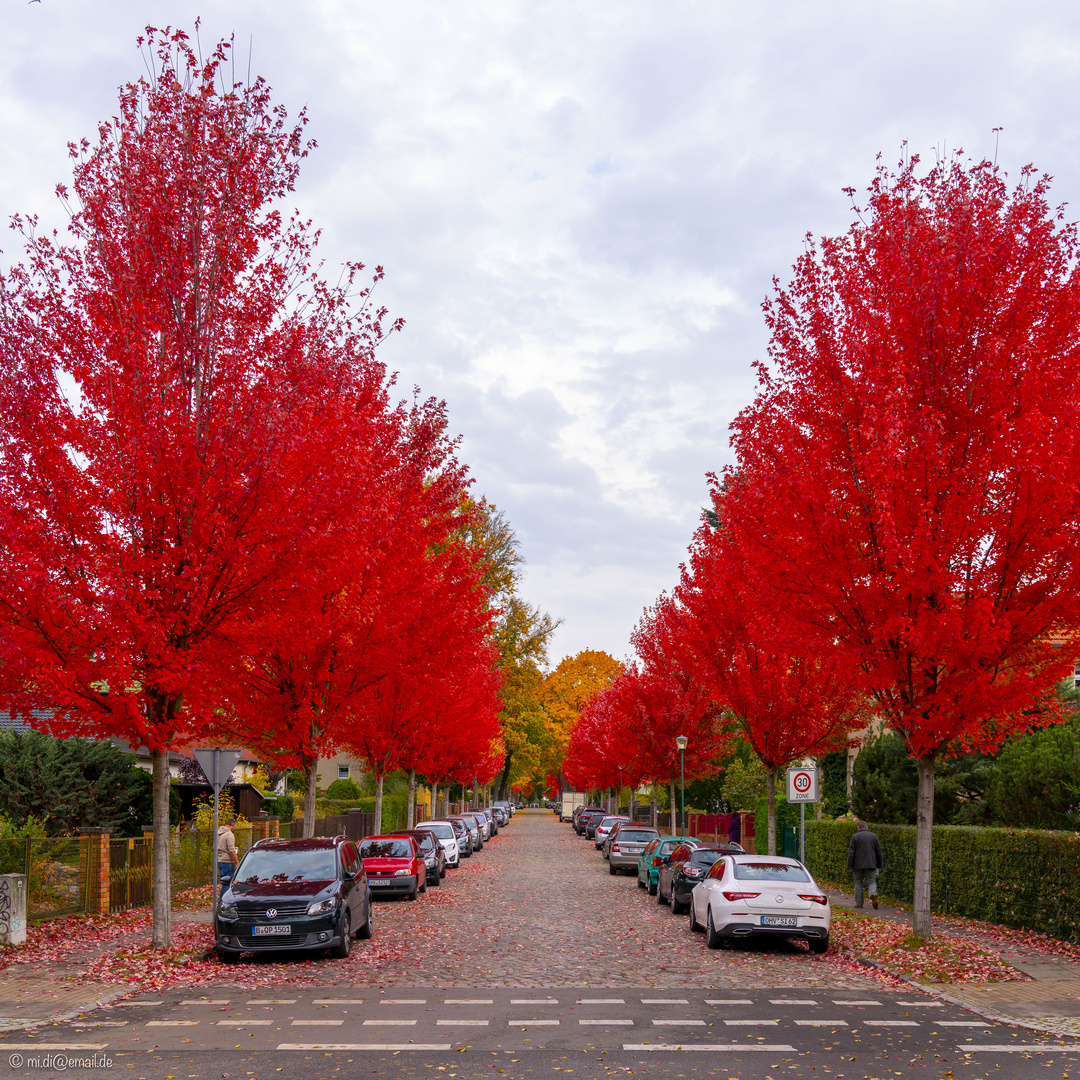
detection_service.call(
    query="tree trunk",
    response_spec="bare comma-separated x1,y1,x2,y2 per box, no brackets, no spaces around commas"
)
651,783,658,830
374,771,384,834
432,783,439,819
913,754,935,940
629,784,636,821
406,769,417,828
669,779,677,835
302,759,318,838
151,749,172,948
766,764,777,856
472,775,478,808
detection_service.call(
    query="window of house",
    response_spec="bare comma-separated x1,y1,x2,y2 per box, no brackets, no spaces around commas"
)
337,765,350,780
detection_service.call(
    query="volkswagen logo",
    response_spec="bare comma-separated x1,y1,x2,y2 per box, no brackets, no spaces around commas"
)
775,895,784,904
265,908,278,919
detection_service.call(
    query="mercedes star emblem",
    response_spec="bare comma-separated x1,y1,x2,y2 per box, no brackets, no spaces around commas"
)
775,895,784,904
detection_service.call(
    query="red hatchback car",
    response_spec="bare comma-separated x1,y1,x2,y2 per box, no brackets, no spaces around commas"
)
358,835,425,901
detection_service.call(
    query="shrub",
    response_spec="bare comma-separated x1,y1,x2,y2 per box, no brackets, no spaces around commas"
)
805,818,1080,941
326,778,363,801
265,795,294,823
754,795,802,851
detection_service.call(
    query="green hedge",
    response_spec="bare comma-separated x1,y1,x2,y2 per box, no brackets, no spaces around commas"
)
315,796,376,816
754,796,802,846
805,819,1080,942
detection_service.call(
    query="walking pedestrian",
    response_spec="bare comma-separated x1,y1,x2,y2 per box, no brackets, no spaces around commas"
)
217,817,239,903
727,811,742,846
846,820,882,909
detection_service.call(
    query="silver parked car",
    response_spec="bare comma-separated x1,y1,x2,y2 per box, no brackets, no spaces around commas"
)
594,815,630,852
607,825,660,873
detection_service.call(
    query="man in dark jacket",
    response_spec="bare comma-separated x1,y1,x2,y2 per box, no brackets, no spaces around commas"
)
727,812,742,845
846,820,882,909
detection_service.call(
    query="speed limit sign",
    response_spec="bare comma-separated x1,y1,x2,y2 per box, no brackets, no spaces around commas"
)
786,766,819,802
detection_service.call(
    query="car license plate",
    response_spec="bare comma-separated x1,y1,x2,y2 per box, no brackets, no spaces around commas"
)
625,846,642,853
252,925,291,935
760,915,797,927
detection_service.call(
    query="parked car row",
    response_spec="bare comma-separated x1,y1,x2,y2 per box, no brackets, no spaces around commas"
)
567,802,831,954
215,801,516,962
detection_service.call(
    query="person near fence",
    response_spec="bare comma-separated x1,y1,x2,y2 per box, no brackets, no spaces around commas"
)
217,817,239,902
847,820,882,909
727,812,742,845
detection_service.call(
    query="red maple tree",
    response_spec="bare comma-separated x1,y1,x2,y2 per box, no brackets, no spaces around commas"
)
725,154,1080,934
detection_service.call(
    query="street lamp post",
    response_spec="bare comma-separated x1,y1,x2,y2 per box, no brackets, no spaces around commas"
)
675,735,688,836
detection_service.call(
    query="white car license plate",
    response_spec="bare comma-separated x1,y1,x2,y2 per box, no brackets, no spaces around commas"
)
760,915,797,928
625,846,642,853
252,925,291,935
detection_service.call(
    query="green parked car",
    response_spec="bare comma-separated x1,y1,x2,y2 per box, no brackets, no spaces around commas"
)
637,835,698,896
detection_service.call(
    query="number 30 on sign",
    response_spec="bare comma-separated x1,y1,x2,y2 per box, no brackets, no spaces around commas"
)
785,767,819,802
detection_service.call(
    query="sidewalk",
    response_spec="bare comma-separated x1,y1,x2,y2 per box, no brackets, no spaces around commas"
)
827,881,1080,1037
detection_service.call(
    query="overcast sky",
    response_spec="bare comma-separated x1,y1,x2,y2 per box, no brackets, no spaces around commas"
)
4,2,1080,667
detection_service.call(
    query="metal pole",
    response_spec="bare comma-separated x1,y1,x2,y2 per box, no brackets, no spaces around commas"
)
212,749,220,912
680,749,685,838
800,801,805,864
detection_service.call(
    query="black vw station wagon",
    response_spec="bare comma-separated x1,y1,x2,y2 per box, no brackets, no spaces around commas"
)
215,835,372,961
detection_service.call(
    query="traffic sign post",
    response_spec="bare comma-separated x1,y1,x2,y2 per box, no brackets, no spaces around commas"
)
193,748,243,912
785,766,819,865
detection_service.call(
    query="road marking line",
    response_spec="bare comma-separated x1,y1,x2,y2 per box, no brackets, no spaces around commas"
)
624,1043,796,1052
642,999,689,1004
292,1020,345,1026
896,1001,944,1006
276,1043,452,1051
180,1000,230,1005
247,999,296,1005
363,1019,416,1026
146,1020,199,1027
313,999,365,1005
508,1019,560,1026
70,1022,128,1027
217,1020,274,1026
653,1019,706,1026
795,1020,848,1026
579,1019,634,1026
381,999,427,1005
705,999,752,1005
770,999,816,1005
1,1044,109,1050
117,1001,163,1006
865,1020,919,1026
443,999,494,1005
724,1020,778,1026
832,1000,881,1006
958,1044,1080,1053
436,1020,489,1026
940,1021,995,1027
510,999,558,1004
578,999,625,1004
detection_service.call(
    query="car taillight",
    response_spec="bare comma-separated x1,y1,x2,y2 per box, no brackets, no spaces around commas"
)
611,845,620,853
722,891,761,901
652,857,662,867
799,893,829,905
682,866,703,877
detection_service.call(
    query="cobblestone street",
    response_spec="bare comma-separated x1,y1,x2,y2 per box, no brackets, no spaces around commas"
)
274,809,886,989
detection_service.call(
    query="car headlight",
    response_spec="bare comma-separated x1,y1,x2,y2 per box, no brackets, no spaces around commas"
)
394,867,411,876
307,896,338,916
218,903,239,920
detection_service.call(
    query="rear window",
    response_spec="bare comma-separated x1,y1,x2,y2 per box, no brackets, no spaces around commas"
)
689,850,723,868
618,830,658,843
733,862,812,883
599,817,622,828
360,838,413,859
235,848,336,884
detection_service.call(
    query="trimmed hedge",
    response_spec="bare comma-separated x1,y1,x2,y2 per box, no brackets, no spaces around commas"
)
754,796,802,847
315,796,376,816
805,819,1080,942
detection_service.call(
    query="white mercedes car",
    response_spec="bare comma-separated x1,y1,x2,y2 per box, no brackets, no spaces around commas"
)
688,853,830,953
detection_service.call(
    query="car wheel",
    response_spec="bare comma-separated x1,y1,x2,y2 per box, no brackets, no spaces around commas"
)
419,874,427,894
432,869,441,887
357,903,373,940
671,893,686,915
217,949,238,965
406,881,418,901
705,907,722,950
657,881,669,905
609,860,618,876
688,901,701,933
330,912,352,959
648,876,658,896
810,935,829,954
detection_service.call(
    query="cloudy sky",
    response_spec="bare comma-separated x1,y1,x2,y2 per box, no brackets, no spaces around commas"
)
3,1,1079,666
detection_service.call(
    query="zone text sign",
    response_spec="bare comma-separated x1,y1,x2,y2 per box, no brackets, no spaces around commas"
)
786,766,819,803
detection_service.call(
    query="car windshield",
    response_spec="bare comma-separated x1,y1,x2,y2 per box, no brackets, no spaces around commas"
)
689,850,724,868
423,824,455,839
235,848,336,884
360,838,413,859
733,862,812,882
620,830,659,843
